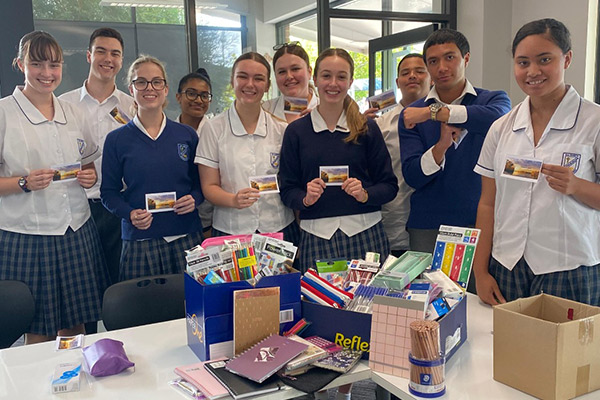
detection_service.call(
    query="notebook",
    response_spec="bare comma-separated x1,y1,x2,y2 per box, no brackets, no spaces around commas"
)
285,335,328,372
305,336,343,354
225,334,308,383
312,348,363,373
204,359,285,400
233,287,280,356
174,358,229,400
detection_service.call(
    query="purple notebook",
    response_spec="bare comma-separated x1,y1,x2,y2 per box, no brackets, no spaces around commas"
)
225,335,308,383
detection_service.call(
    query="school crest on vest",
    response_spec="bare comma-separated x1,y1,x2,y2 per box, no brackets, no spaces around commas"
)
77,138,86,155
178,143,189,161
561,152,581,173
270,152,280,168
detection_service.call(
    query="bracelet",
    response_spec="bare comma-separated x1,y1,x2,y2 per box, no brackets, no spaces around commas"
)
359,188,368,203
302,197,311,207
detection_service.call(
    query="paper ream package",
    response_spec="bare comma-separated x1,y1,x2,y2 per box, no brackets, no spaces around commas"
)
52,363,81,394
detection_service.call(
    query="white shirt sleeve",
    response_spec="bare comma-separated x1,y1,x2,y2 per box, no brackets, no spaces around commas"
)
446,104,468,124
473,120,500,178
421,146,444,175
195,119,219,169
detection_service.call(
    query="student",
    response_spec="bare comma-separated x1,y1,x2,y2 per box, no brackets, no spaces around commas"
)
101,56,203,281
398,29,511,255
279,48,398,273
376,53,431,256
473,18,600,306
0,31,107,344
263,42,318,123
60,27,134,287
195,52,298,242
175,68,214,235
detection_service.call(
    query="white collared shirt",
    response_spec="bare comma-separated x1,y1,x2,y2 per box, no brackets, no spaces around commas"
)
376,103,413,250
421,80,477,175
195,105,294,234
133,113,167,140
59,83,134,199
262,92,319,121
474,86,600,274
0,87,100,235
300,109,381,240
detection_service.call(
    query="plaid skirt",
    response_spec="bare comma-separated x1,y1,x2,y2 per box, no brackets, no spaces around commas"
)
489,257,600,306
212,220,301,246
120,231,204,281
0,219,109,336
295,222,390,274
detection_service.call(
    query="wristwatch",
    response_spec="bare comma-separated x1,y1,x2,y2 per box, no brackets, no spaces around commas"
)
18,176,31,193
429,102,444,121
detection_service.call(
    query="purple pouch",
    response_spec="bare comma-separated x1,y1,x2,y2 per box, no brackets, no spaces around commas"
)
82,338,135,377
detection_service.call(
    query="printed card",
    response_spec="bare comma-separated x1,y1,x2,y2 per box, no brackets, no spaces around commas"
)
283,96,308,114
320,165,349,186
109,106,130,124
367,89,396,112
145,191,176,213
502,155,543,182
55,334,84,351
51,162,81,182
249,174,279,194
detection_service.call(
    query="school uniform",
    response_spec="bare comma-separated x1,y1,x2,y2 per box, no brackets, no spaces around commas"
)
0,86,107,336
60,83,134,285
474,86,600,305
279,109,398,272
262,92,319,121
101,115,204,281
195,106,296,240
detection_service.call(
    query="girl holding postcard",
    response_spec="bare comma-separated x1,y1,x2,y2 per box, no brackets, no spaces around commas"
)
101,56,203,281
263,43,318,123
278,48,398,274
473,19,600,306
0,31,108,344
195,52,298,243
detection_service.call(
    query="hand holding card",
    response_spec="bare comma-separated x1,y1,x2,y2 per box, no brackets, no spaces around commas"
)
76,166,97,189
234,188,260,209
24,168,55,191
304,178,326,207
174,194,197,215
130,209,153,230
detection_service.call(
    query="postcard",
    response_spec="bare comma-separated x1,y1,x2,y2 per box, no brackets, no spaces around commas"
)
249,174,279,194
283,96,308,114
320,165,349,186
51,162,81,182
55,334,84,351
367,89,397,112
145,191,177,213
109,106,130,124
502,155,543,182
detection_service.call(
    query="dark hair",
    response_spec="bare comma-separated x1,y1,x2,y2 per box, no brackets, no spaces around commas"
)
314,48,367,143
178,68,212,93
397,53,424,75
89,27,124,51
230,52,271,86
273,43,311,71
423,28,470,60
512,18,571,56
12,31,63,69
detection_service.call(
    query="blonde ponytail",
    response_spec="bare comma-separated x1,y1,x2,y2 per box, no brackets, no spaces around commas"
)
343,95,367,144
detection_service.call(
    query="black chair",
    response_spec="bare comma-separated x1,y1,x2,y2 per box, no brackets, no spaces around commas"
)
0,280,35,349
102,273,185,331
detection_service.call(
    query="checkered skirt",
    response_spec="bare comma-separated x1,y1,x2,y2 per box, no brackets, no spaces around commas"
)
119,231,204,281
0,219,109,336
295,221,390,274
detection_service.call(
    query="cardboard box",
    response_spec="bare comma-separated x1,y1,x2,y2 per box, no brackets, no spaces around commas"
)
185,272,301,361
301,294,467,360
494,294,600,400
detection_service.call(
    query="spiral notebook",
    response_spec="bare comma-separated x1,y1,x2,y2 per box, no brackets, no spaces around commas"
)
225,334,308,383
204,359,284,400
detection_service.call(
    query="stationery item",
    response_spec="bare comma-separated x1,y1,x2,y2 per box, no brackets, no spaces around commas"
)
225,334,308,383
315,258,348,285
282,318,310,337
52,363,81,394
283,96,308,114
51,161,81,182
169,377,207,400
204,359,285,399
82,338,135,377
409,320,445,397
319,165,349,186
233,287,280,356
312,348,363,373
431,225,480,289
145,191,176,213
248,174,279,194
174,358,229,400
303,269,353,306
409,320,441,360
367,89,396,112
285,335,328,372
304,336,343,354
502,155,543,182
344,260,380,286
55,334,84,350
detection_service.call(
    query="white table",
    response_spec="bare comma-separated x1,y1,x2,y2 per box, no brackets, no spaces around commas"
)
0,320,370,400
371,294,598,399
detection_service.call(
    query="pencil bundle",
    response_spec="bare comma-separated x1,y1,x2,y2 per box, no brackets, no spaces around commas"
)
409,320,440,360
408,320,445,395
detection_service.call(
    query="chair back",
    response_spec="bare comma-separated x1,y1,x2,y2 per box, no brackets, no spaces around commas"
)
102,274,185,331
0,280,35,348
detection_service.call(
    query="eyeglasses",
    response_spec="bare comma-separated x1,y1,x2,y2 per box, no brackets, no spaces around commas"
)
131,78,167,91
273,41,300,51
181,89,212,102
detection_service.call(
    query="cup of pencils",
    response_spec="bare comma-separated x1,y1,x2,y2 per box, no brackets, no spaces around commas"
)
408,320,445,397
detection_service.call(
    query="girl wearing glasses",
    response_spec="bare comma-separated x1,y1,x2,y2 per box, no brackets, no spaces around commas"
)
279,48,398,273
0,31,107,343
195,52,298,242
101,55,203,281
176,68,214,236
263,42,318,123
